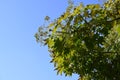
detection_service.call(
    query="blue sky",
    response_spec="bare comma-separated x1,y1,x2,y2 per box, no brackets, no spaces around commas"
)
0,0,100,80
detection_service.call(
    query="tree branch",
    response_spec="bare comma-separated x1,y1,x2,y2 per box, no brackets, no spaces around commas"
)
107,17,120,22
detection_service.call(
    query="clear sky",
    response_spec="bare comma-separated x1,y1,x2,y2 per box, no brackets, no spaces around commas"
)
0,0,100,80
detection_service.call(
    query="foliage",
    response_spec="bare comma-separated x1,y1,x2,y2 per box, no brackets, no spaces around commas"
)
35,0,120,80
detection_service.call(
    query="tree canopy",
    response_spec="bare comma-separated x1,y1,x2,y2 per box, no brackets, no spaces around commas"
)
35,0,120,80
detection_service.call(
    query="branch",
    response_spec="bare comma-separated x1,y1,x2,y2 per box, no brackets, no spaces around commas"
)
79,14,89,25
78,50,119,54
107,17,120,22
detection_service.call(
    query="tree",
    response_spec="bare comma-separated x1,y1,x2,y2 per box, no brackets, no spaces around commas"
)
35,0,120,80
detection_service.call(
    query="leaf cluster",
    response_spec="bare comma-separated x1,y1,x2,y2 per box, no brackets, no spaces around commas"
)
35,0,120,80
